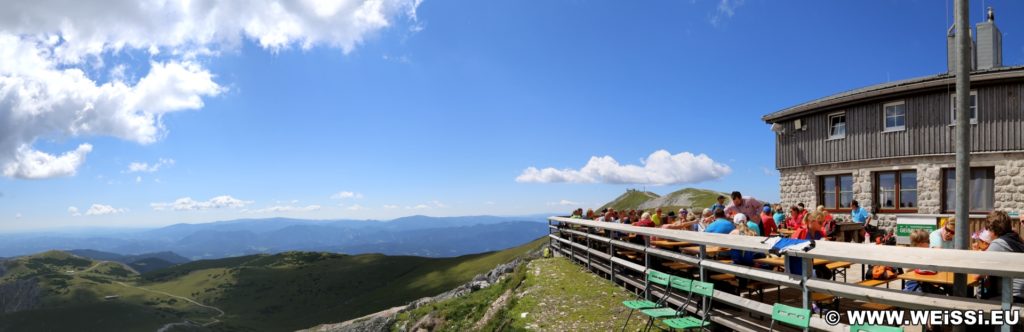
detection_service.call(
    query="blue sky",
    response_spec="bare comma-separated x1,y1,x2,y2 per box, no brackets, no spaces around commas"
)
2,0,1023,231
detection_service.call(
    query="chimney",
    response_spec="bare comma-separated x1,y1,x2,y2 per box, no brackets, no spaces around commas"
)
947,25,976,74
975,7,1003,70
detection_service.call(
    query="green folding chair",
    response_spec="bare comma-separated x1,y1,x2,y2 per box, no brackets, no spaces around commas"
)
638,276,694,332
850,325,904,332
621,270,672,332
768,303,810,331
659,281,716,331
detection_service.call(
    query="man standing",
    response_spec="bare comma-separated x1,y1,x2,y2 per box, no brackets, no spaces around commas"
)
929,217,956,249
724,191,762,222
651,208,663,227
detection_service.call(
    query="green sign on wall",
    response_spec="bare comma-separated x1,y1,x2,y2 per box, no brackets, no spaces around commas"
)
896,224,937,237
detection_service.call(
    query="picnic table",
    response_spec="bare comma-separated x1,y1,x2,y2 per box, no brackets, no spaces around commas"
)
649,240,696,249
681,246,729,256
897,270,981,287
777,229,795,237
833,222,865,243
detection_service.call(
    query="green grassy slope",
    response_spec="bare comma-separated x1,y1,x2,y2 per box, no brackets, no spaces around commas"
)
0,238,547,332
393,257,649,332
599,187,727,214
599,190,659,212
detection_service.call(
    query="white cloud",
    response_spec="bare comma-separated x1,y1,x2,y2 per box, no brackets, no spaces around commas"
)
151,195,253,211
408,204,431,210
347,204,365,211
2,144,93,179
247,204,321,214
15,213,22,219
85,204,126,216
68,206,81,216
0,0,421,179
516,150,732,185
382,204,399,209
431,200,446,208
483,201,495,206
135,176,142,183
330,191,364,199
762,167,779,177
548,199,581,206
127,158,175,173
709,0,745,27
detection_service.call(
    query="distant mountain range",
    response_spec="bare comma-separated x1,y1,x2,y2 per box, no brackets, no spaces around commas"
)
599,187,727,213
0,215,549,260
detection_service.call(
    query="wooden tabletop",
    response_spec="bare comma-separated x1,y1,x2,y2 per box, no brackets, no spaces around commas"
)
754,256,833,267
650,240,695,249
681,246,729,255
778,229,795,236
897,270,981,286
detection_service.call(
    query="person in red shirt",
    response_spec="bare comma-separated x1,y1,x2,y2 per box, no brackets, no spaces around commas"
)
785,206,805,230
759,205,778,236
791,210,828,241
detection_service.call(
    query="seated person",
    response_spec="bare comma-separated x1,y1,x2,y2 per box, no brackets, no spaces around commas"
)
929,217,956,249
903,229,931,293
704,208,735,234
788,210,832,280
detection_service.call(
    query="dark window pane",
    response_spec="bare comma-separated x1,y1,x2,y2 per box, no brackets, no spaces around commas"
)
840,193,853,208
878,173,895,191
900,190,917,208
901,171,917,190
839,175,853,192
823,193,837,209
822,177,835,193
894,115,905,127
885,117,896,128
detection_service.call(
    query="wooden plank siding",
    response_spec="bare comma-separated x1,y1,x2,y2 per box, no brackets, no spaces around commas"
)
776,81,1024,169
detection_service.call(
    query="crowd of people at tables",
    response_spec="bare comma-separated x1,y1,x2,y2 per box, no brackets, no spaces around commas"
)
565,191,1024,303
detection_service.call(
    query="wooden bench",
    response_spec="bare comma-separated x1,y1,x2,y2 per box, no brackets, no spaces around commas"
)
661,262,695,271
857,278,895,288
710,273,737,281
616,251,642,261
811,292,839,317
861,302,895,310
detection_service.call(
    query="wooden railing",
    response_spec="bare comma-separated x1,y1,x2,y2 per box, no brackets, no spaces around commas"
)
547,217,1024,332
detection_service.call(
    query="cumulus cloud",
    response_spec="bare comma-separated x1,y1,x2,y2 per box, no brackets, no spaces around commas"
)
516,150,731,185
127,158,175,173
548,199,581,206
247,204,321,213
331,191,363,199
2,144,93,179
408,204,431,210
151,195,253,211
68,206,81,216
346,204,365,211
382,204,398,209
0,0,421,179
85,204,126,216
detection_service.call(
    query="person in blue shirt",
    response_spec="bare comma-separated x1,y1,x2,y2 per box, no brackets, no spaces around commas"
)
704,208,735,234
850,200,870,223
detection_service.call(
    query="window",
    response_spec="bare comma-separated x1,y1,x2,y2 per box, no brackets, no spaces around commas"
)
828,113,846,139
819,174,853,210
875,170,917,212
950,91,978,125
883,101,906,131
942,167,995,213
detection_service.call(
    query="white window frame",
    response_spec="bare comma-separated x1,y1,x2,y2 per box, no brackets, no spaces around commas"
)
882,101,906,132
827,112,846,140
949,90,978,125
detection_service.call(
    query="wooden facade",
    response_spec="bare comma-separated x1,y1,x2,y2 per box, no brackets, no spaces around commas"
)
770,77,1024,169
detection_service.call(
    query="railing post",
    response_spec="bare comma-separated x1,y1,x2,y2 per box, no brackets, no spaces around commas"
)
699,245,707,282
1001,277,1012,332
609,235,615,282
801,257,812,312
586,227,592,271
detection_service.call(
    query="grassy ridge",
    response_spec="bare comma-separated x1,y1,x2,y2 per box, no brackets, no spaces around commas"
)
0,238,547,331
393,257,649,331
